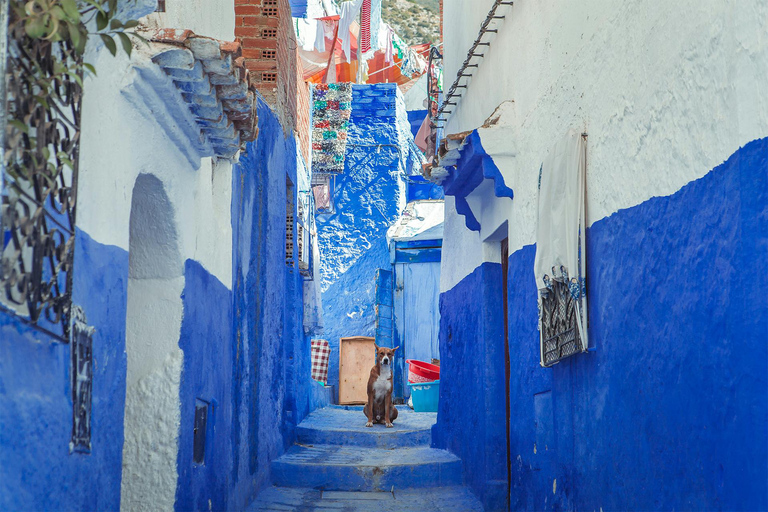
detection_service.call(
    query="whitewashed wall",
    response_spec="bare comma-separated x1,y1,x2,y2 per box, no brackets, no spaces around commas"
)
78,6,235,507
440,0,768,292
143,0,235,40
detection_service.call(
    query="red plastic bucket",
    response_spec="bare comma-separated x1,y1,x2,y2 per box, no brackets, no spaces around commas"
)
406,359,440,383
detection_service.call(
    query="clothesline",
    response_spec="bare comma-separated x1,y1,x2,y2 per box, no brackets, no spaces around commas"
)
367,42,441,77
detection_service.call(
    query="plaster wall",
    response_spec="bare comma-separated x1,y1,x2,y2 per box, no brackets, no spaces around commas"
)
441,0,768,288
142,0,236,41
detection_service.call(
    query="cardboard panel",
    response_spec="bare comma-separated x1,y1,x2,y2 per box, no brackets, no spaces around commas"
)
338,336,375,405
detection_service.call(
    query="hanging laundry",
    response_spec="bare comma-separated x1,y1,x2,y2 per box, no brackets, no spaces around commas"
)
337,0,363,62
369,0,382,51
384,24,394,64
360,0,372,55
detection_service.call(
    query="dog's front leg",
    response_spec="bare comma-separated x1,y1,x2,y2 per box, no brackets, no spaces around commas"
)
384,395,393,428
365,394,374,427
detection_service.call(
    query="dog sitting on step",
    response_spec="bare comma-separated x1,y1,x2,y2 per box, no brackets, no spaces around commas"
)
364,344,399,428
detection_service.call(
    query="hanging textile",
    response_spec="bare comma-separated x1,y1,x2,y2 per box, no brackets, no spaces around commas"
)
534,129,588,366
310,339,331,383
311,83,353,174
369,0,382,51
360,0,372,55
337,0,363,62
384,25,394,64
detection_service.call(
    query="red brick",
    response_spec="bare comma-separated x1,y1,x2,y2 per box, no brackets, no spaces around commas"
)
239,37,276,49
242,48,262,59
235,5,260,14
235,26,260,37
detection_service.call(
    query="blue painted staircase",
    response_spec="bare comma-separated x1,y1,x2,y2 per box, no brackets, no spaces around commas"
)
249,405,483,511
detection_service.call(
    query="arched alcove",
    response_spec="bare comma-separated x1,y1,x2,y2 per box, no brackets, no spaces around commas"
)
121,173,185,512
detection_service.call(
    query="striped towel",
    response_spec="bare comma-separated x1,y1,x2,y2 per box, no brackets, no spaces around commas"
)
360,0,372,54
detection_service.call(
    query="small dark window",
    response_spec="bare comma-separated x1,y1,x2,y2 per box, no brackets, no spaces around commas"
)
193,400,209,465
156,0,166,12
312,174,334,214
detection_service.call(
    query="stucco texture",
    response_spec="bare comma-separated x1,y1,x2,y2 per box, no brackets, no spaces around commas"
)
316,84,407,396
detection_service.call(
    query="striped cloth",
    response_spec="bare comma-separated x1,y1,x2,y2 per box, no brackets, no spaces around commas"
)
360,0,372,54
311,339,331,384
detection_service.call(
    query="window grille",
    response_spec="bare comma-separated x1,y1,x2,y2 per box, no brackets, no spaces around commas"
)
1,3,80,342
262,72,277,83
261,28,277,39
539,277,584,366
285,176,295,266
262,49,276,60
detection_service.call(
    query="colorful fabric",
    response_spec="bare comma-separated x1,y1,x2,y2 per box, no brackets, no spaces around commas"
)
312,83,352,174
311,339,331,384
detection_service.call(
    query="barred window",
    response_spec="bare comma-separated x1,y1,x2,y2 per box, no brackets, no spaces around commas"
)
311,174,334,214
286,176,295,266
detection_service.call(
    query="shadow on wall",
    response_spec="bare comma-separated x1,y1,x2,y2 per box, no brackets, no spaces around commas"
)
121,173,186,512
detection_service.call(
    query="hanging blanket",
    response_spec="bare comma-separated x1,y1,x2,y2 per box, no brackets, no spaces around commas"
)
311,339,331,384
312,83,352,174
534,129,588,366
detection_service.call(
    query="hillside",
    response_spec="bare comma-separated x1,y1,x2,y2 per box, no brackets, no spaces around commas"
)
382,0,441,45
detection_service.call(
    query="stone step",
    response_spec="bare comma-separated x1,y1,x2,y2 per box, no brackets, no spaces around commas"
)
271,444,462,491
296,406,435,448
249,486,483,511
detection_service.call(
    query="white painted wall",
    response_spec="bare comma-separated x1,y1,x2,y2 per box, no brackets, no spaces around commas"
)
440,0,768,291
77,4,236,506
142,0,235,41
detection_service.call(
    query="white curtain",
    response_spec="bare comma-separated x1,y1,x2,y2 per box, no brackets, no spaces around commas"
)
534,128,588,357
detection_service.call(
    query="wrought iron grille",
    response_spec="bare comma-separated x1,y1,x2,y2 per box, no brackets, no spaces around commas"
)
1,11,81,342
70,305,93,452
540,278,583,366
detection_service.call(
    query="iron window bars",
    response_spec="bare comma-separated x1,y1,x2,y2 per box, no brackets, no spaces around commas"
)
1,1,81,343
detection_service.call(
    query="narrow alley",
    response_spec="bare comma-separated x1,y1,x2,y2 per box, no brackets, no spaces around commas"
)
1,0,766,511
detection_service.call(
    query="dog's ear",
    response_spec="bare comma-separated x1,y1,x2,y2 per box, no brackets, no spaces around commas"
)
374,343,379,351
392,346,399,352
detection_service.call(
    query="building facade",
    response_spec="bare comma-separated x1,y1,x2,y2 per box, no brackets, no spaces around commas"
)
430,1,768,510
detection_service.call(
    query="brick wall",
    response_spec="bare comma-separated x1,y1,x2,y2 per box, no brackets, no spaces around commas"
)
236,0,311,162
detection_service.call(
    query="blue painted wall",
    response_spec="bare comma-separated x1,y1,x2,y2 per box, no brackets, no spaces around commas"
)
432,262,508,512
229,95,329,509
0,230,128,511
175,258,234,512
316,84,407,398
436,137,768,510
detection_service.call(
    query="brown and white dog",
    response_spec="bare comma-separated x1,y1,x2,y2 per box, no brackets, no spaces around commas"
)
364,344,399,428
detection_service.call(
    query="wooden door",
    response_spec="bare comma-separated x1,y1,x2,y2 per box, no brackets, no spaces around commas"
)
338,336,375,405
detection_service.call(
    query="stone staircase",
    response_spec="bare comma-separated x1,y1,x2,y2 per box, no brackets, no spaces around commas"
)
250,405,483,511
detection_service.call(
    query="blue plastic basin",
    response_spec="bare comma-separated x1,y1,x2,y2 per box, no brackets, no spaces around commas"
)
408,380,440,412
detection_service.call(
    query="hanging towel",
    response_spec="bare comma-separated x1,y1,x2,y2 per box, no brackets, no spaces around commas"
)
310,339,331,384
534,128,588,366
338,0,363,62
360,0,372,55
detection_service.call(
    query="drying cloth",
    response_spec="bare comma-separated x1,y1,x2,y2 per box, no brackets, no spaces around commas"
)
303,233,325,335
369,0,382,51
310,339,331,384
534,128,588,363
384,25,394,64
338,0,363,62
360,0,371,55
